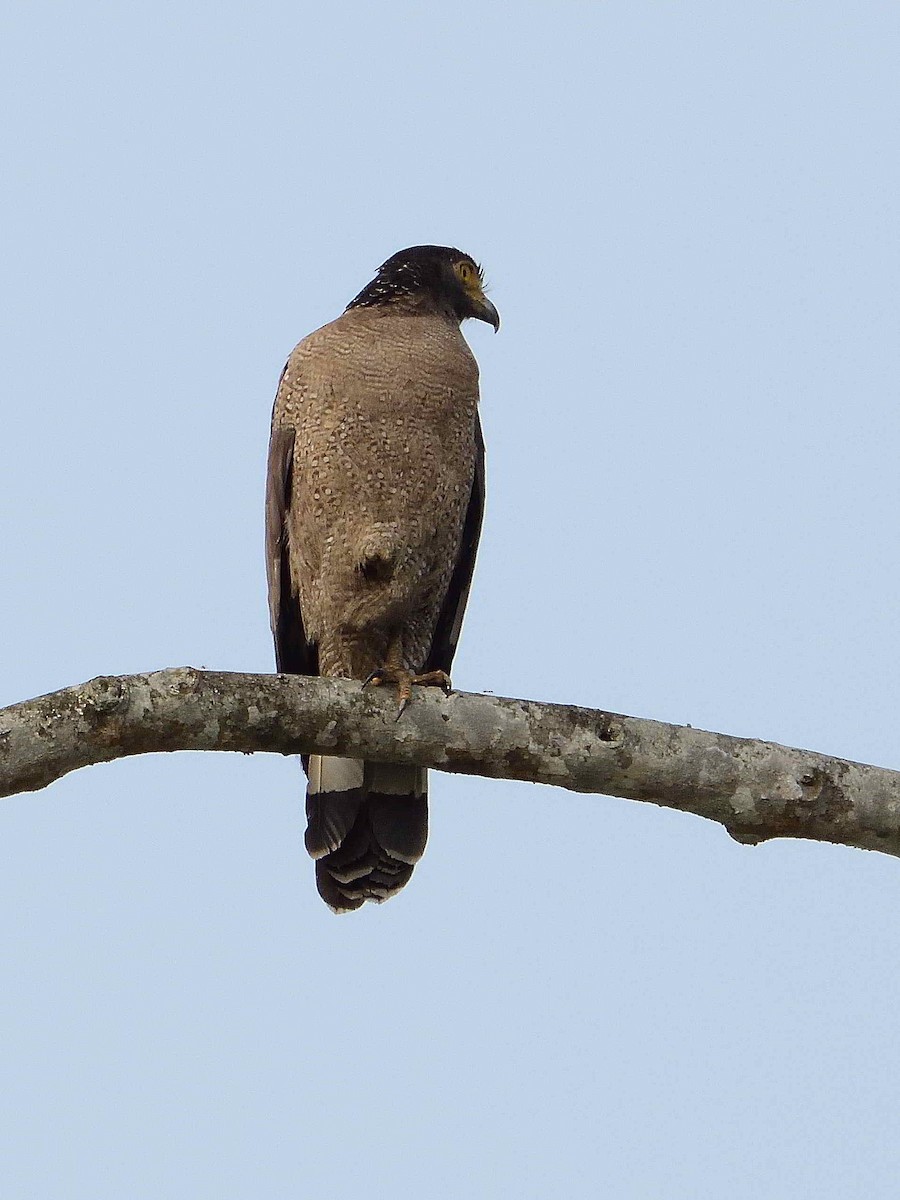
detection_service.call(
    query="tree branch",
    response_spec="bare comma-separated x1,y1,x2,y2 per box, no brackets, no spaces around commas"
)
1,667,898,857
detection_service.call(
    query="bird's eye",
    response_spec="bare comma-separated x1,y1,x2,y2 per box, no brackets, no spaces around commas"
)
457,261,474,283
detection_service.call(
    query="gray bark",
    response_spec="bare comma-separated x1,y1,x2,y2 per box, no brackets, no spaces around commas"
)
1,667,899,857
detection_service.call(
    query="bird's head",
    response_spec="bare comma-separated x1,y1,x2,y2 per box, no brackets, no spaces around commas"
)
347,245,500,331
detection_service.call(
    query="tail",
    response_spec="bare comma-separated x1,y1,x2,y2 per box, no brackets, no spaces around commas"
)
305,756,428,913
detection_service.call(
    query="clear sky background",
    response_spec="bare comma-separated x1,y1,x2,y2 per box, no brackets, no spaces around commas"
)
2,3,899,1197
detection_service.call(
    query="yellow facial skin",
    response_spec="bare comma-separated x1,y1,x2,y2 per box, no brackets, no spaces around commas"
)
452,257,500,330
453,257,484,300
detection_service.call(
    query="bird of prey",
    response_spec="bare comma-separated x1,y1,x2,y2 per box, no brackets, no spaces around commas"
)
266,245,499,912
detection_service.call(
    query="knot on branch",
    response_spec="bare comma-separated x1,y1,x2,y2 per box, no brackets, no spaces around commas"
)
80,676,129,722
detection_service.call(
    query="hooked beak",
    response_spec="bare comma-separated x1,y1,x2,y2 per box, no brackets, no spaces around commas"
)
474,296,500,332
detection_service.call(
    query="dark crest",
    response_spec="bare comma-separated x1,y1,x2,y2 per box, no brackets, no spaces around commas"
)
347,245,483,312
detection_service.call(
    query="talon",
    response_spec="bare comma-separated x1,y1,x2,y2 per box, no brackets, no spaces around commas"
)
363,649,451,718
397,674,413,715
411,669,452,695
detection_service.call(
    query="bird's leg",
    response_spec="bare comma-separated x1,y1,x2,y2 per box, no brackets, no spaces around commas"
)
363,639,452,719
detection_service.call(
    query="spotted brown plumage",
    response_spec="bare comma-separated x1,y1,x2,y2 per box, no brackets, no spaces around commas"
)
266,246,498,912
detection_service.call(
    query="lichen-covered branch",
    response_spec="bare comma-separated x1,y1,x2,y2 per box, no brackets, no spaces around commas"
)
1,667,899,857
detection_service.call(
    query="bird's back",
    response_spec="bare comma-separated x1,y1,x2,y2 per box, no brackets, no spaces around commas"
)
274,305,480,679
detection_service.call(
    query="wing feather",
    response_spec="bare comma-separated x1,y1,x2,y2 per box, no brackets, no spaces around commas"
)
265,421,317,676
424,414,485,675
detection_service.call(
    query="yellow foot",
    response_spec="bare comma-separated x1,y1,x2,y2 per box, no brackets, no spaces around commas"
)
363,666,452,718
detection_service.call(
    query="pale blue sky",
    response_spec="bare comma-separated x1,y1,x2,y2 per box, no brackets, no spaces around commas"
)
2,3,900,1197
